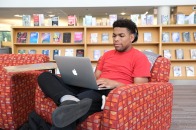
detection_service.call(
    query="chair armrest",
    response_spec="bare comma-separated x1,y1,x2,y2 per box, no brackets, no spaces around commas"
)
101,82,173,130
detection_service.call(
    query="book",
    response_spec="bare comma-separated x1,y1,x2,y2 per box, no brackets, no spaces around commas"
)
161,14,169,25
190,49,196,59
185,66,195,77
39,14,45,26
172,32,180,42
53,49,61,60
76,49,84,57
130,14,139,25
53,32,61,43
163,49,172,59
101,33,109,43
51,16,59,26
141,14,147,25
28,49,36,54
42,50,50,57
109,14,117,26
65,49,74,56
22,15,31,26
67,15,77,26
33,14,39,26
90,33,98,43
85,15,92,26
173,66,182,77
175,49,184,59
93,50,101,60
74,32,83,43
92,17,97,26
162,32,170,42
18,49,26,54
182,32,190,42
41,33,50,43
146,14,154,25
30,32,39,43
17,32,27,43
144,32,152,42
194,32,196,41
176,14,185,24
101,18,108,26
63,32,71,43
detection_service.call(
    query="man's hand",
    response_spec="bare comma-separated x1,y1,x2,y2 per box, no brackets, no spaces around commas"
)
96,78,125,90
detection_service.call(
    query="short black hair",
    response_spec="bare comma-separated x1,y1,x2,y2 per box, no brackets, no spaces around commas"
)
113,19,138,43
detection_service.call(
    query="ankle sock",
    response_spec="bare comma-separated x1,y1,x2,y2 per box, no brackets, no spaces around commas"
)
60,95,80,103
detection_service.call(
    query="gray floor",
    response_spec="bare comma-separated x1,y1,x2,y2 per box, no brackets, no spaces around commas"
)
170,85,196,130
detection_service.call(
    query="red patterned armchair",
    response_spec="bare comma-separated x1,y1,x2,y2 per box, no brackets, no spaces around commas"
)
35,56,173,130
0,54,49,129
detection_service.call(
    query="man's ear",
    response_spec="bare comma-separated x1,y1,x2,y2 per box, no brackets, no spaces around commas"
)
130,33,135,43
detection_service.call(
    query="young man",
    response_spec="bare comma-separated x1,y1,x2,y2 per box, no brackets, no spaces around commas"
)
38,19,151,130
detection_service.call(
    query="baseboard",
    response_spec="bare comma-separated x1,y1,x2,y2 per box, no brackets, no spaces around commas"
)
169,80,196,85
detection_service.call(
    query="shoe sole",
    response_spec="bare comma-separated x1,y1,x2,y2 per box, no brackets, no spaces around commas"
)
52,98,92,128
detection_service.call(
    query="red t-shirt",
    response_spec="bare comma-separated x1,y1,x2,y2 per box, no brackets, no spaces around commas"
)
96,47,151,84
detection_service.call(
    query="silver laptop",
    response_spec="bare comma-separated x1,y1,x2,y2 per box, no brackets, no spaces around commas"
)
54,56,101,90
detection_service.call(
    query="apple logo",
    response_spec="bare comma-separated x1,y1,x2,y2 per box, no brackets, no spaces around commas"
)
72,69,78,76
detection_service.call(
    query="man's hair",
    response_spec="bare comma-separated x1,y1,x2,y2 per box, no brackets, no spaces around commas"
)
113,19,138,43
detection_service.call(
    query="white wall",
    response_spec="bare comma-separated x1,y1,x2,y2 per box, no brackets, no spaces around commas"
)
0,0,195,7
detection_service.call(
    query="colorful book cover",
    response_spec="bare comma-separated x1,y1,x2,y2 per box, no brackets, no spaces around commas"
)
41,33,50,43
175,49,184,59
162,32,170,42
76,49,84,57
163,49,172,59
42,50,50,57
109,14,117,26
53,32,61,43
93,50,101,60
144,32,152,42
51,16,59,26
28,49,36,54
30,32,39,43
85,15,92,26
176,14,185,24
173,66,182,77
101,33,109,43
17,32,27,43
63,32,71,43
172,32,180,42
186,66,195,77
146,15,154,25
90,33,98,43
74,32,83,43
33,14,39,26
67,15,77,26
53,49,61,60
18,49,26,54
182,32,190,42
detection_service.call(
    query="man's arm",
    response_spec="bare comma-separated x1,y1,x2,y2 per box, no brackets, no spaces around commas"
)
94,69,102,79
134,77,149,84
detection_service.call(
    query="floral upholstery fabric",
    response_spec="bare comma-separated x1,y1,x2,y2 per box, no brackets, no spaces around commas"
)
0,54,49,130
35,56,173,130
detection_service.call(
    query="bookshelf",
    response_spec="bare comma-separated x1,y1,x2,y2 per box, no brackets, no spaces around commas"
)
11,25,196,79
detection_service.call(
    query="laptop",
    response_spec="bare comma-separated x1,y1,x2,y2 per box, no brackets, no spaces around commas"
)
54,56,105,90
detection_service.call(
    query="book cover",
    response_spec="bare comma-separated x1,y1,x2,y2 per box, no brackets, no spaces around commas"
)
85,15,92,26
65,49,74,56
163,49,172,59
146,14,154,25
39,14,45,26
18,49,26,54
92,17,97,26
144,32,152,42
41,33,50,43
101,18,107,26
93,50,101,60
173,66,182,77
22,15,31,26
101,33,109,43
90,33,98,43
141,14,147,25
76,49,84,57
67,15,77,26
130,14,139,25
194,32,196,41
161,14,169,25
172,32,180,42
33,14,39,26
28,49,36,54
176,14,185,24
162,32,170,42
42,50,50,57
74,32,83,43
17,32,27,43
175,49,184,59
185,66,195,77
190,49,196,59
30,32,39,43
109,14,117,26
53,49,61,60
51,16,59,26
53,32,61,43
63,32,71,43
182,32,190,42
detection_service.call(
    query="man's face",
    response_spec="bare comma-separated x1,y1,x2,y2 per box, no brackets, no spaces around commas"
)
113,27,135,52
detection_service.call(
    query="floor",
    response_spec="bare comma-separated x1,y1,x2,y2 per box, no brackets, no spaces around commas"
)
170,85,196,130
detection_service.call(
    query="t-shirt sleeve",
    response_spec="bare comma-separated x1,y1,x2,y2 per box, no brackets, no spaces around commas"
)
95,56,104,71
132,54,151,77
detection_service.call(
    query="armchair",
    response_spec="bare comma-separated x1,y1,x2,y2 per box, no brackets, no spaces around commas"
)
35,56,173,130
0,54,49,129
